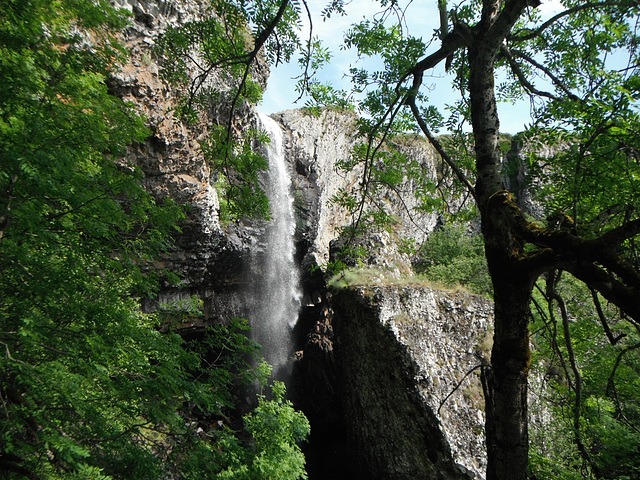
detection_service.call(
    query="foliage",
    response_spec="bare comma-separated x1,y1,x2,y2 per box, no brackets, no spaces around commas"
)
150,0,640,478
219,381,310,479
0,1,309,478
529,274,640,479
203,126,271,222
414,224,492,297
156,0,310,222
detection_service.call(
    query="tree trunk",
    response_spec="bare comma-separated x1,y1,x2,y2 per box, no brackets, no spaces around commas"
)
467,4,534,476
479,189,535,480
482,277,532,480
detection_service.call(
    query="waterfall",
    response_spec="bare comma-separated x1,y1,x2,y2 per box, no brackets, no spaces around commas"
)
250,112,301,374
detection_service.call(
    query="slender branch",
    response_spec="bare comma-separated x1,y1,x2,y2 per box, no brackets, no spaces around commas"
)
438,364,485,415
508,48,582,102
293,0,314,103
553,285,601,476
544,272,572,389
368,180,431,237
606,341,640,434
44,193,111,222
406,96,477,199
499,45,566,102
351,97,407,233
589,287,626,345
221,0,292,170
509,1,635,42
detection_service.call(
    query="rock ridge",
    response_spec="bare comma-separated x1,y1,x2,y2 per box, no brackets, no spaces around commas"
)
331,284,490,479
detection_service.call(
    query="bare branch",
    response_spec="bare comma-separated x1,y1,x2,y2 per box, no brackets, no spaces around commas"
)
406,96,477,200
221,0,292,172
508,48,582,102
499,45,566,102
292,0,314,103
590,287,626,345
606,341,640,434
408,22,469,78
509,1,634,42
551,284,601,476
438,364,485,415
566,261,640,322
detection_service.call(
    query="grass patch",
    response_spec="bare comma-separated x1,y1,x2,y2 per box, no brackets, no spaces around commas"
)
328,266,473,295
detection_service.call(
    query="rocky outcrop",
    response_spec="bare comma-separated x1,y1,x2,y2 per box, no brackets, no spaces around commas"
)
331,284,491,480
109,0,271,328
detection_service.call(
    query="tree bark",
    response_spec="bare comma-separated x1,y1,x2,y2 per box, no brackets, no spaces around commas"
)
482,273,534,480
479,191,535,480
467,3,534,479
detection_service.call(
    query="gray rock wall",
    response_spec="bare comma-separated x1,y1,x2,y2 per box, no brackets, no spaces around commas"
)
274,109,442,276
332,284,491,479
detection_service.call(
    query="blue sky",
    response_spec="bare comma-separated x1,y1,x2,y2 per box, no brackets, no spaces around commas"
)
259,0,564,134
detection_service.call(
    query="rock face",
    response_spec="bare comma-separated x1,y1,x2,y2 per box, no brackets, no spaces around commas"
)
274,109,441,272
331,284,491,480
110,0,269,329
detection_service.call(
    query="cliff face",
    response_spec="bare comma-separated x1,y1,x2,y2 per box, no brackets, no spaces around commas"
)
111,0,269,328
331,285,490,480
112,2,490,478
274,109,442,273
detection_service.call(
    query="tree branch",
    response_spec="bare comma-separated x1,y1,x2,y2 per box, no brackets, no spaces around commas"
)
509,1,633,42
590,287,626,345
500,45,570,102
406,96,477,200
408,21,470,79
566,261,640,322
508,48,582,102
551,284,601,476
438,364,485,415
221,0,292,170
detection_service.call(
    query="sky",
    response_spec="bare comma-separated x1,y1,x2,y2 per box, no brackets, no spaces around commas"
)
259,0,564,134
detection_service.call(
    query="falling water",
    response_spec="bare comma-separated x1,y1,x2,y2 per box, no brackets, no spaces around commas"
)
250,112,301,373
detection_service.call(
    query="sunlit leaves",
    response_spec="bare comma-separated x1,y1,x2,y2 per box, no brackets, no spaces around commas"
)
202,126,271,222
0,1,308,478
414,223,491,296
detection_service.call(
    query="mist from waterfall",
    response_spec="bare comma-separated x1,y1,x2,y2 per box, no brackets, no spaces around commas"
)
250,112,301,374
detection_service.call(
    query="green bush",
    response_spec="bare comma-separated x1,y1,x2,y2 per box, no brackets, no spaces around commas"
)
414,224,492,297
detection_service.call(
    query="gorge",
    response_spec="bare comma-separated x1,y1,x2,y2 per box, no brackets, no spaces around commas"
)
109,1,491,478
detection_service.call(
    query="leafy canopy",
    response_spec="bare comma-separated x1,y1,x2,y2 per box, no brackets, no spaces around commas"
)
0,1,309,479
